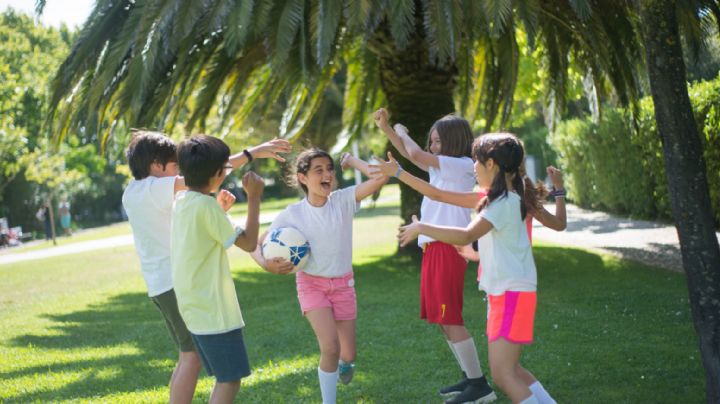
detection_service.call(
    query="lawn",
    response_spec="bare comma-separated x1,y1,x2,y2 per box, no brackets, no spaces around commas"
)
0,192,704,403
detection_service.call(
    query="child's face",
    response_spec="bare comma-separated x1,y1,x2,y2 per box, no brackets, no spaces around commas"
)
298,156,335,198
474,158,497,189
428,130,442,155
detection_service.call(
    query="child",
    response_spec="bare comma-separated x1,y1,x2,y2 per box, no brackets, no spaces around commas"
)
374,108,495,403
122,130,289,403
250,148,388,404
171,135,265,404
398,133,556,404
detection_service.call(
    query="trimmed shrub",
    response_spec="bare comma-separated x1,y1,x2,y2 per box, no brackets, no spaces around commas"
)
550,76,720,226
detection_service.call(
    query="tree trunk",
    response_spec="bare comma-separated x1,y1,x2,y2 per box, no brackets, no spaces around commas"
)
370,22,456,259
638,2,720,401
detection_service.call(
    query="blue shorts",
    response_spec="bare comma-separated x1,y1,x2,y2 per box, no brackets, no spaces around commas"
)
191,328,251,383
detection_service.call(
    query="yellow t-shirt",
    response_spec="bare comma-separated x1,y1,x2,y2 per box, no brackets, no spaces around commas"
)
171,191,244,335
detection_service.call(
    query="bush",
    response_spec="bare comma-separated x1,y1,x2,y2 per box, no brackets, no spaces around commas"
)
550,76,720,226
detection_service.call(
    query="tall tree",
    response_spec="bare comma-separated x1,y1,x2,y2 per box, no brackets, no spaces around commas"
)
39,0,641,255
637,1,720,401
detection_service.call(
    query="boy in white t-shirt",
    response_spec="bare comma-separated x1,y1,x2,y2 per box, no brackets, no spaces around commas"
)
122,130,289,403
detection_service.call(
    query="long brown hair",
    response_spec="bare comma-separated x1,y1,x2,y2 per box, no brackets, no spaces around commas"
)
474,133,528,219
426,114,474,158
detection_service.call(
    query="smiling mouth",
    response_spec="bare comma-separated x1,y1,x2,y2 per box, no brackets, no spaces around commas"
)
320,180,332,190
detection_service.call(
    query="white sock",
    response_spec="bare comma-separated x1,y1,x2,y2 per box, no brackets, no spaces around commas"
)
446,339,465,373
519,393,540,404
318,367,338,404
529,381,556,404
452,338,484,379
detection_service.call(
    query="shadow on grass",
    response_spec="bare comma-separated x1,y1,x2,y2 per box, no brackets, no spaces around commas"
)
4,246,703,402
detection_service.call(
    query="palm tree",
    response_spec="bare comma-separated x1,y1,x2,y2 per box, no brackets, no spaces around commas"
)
39,0,719,397
38,0,641,243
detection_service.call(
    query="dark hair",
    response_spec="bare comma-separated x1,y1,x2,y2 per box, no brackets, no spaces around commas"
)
286,148,334,194
474,133,527,219
125,130,177,179
426,114,474,158
177,135,230,188
520,161,547,216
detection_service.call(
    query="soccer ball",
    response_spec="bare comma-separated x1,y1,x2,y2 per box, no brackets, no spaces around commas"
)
261,227,311,273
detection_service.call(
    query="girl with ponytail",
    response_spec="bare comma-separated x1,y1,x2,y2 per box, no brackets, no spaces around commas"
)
397,133,557,404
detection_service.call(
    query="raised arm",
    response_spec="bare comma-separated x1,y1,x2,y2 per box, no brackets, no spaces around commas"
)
228,138,292,169
340,152,372,177
374,108,438,171
369,152,478,208
398,214,493,247
531,166,566,231
233,172,263,251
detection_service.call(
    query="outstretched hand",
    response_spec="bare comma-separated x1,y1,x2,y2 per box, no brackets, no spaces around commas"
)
368,151,400,179
250,138,292,162
216,189,236,212
397,214,421,247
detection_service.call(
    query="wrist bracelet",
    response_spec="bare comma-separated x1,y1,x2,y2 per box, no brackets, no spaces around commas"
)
243,149,253,163
549,188,566,198
394,164,403,178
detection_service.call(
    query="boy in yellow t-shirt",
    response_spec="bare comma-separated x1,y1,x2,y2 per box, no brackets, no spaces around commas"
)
171,135,264,403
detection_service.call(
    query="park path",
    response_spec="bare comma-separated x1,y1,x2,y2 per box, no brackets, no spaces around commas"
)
2,201,718,272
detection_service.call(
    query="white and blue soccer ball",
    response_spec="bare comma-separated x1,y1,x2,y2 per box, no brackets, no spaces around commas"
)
261,227,311,273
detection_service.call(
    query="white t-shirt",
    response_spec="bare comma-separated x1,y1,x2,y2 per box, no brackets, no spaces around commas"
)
268,186,360,278
477,192,537,295
419,155,476,247
122,176,176,297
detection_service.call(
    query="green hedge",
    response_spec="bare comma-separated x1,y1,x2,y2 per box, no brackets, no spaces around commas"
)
550,76,720,225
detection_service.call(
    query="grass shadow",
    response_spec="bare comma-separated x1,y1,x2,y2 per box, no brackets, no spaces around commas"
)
4,245,704,402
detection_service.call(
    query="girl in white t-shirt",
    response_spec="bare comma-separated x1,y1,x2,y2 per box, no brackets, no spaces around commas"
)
251,148,387,404
374,108,495,403
398,133,555,404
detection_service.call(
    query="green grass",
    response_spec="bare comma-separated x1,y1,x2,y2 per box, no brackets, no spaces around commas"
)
0,193,704,403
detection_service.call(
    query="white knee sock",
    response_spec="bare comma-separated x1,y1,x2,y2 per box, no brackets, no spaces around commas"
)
529,381,556,404
519,393,540,404
446,339,465,372
452,338,484,379
318,367,338,404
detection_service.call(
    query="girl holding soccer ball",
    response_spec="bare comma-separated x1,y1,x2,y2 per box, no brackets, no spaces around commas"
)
251,148,388,404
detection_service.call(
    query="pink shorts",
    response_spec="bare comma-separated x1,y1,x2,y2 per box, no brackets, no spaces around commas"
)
487,291,536,344
296,271,357,320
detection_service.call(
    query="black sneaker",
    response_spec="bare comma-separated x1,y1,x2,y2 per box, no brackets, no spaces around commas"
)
439,372,469,397
444,376,497,404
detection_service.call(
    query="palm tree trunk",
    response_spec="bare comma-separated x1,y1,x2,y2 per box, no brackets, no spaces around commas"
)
370,27,456,258
638,2,720,401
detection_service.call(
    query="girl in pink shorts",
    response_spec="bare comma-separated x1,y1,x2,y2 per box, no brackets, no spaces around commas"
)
251,148,387,404
398,133,558,404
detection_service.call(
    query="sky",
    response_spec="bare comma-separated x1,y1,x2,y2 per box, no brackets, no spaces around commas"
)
0,0,93,28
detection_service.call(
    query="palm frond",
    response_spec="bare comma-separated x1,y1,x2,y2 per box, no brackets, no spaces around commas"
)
316,0,342,65
273,0,305,67
387,0,416,50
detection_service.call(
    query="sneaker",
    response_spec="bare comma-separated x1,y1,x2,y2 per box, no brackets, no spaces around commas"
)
444,376,497,404
338,360,354,385
439,372,469,397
